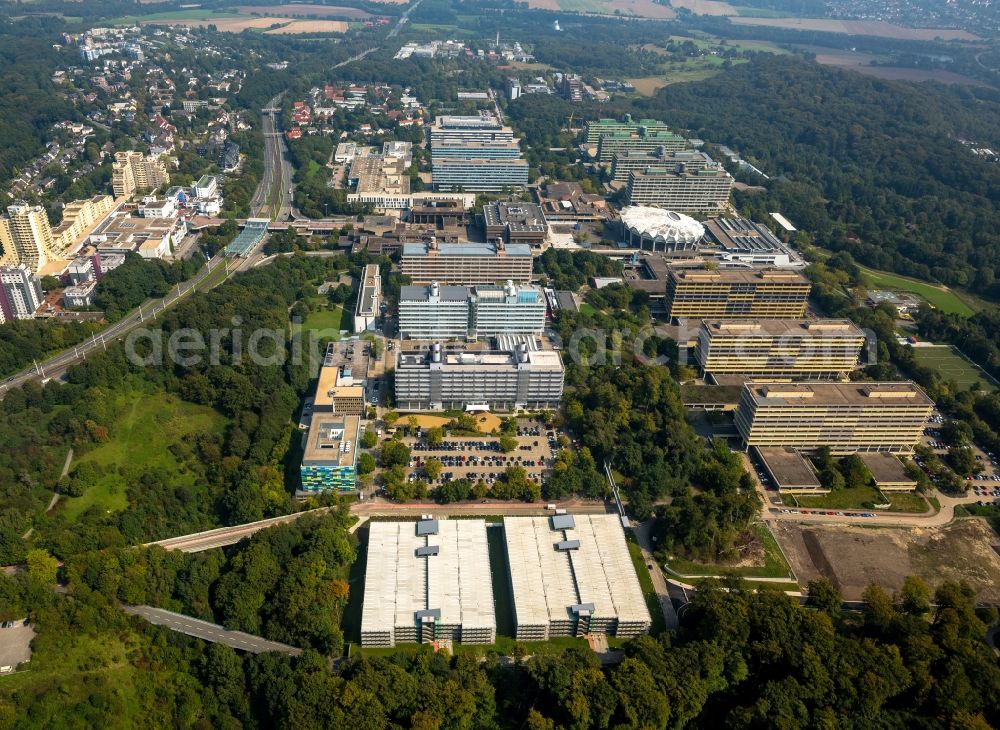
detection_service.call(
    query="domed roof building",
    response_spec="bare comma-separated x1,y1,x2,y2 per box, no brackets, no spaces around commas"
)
619,206,704,252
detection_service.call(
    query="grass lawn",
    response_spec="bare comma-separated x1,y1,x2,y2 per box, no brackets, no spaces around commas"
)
859,265,977,317
61,392,227,521
665,523,794,579
795,486,929,514
300,305,346,338
578,301,598,317
913,346,998,393
626,538,666,634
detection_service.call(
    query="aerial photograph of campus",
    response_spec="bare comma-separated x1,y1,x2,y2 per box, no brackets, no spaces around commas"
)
0,0,998,726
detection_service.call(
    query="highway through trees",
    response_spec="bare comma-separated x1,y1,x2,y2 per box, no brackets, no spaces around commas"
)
123,605,301,655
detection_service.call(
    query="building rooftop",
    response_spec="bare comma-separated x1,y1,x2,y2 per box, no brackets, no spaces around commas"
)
859,452,917,486
402,241,533,258
744,382,934,407
357,264,380,318
755,447,821,489
670,268,810,285
484,202,547,233
399,283,469,302
301,415,360,467
504,515,650,629
620,206,704,242
701,319,865,338
703,217,786,253
397,346,563,372
361,520,495,639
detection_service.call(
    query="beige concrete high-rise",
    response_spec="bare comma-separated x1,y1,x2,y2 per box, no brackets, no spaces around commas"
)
112,151,170,199
0,202,61,273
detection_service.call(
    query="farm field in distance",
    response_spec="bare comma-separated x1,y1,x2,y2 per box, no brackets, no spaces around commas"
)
729,16,980,41
524,0,676,19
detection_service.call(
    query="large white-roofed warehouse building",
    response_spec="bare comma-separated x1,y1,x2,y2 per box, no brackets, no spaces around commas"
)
619,206,705,252
503,514,651,640
360,519,496,647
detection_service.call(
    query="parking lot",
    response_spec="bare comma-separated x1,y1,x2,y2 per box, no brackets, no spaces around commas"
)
0,619,34,673
389,421,561,488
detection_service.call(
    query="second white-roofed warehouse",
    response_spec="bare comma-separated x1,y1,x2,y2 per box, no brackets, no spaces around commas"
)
503,514,651,640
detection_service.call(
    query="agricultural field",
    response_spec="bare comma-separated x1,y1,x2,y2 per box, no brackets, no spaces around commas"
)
860,265,978,317
669,0,736,15
913,346,999,393
235,4,374,19
524,0,676,19
628,56,738,95
729,16,980,41
265,20,349,33
770,519,1000,602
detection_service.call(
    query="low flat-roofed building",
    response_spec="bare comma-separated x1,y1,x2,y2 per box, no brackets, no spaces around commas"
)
409,199,467,229
62,279,98,308
395,341,563,410
88,206,186,260
354,264,380,333
401,239,533,285
504,515,651,640
735,381,934,455
695,319,866,380
483,201,547,248
859,452,919,491
534,182,609,222
666,268,811,321
702,216,803,268
313,359,365,415
299,414,360,492
755,447,823,493
360,519,495,647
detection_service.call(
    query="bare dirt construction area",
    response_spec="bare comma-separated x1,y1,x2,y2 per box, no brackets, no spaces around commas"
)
236,4,373,19
668,0,736,16
265,20,349,33
771,519,1000,602
730,17,980,41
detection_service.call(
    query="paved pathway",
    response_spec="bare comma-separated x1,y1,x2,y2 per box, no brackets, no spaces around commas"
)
123,605,301,655
632,520,679,630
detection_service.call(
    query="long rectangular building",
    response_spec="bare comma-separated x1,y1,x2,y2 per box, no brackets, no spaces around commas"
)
666,268,811,321
354,264,381,333
584,116,674,145
504,515,651,640
695,319,866,379
299,415,360,491
625,166,733,213
735,382,934,455
361,519,496,647
399,281,546,340
400,240,533,285
611,148,713,182
432,158,529,192
395,341,564,410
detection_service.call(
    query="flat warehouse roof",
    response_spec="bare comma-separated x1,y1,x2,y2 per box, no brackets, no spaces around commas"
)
859,452,917,486
504,515,650,629
361,520,495,637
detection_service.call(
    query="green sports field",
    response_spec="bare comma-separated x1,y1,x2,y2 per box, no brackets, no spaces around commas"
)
912,345,998,393
859,266,977,317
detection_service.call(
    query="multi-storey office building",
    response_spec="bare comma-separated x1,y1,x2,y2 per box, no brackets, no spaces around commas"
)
394,341,564,410
666,269,811,321
483,201,547,248
299,415,360,492
625,166,734,213
504,514,651,641
354,264,381,333
431,158,529,192
734,382,934,455
431,140,523,159
0,264,43,322
695,319,866,379
400,240,533,285
429,113,514,145
399,282,471,340
399,281,546,340
584,116,674,145
610,148,714,182
595,130,688,163
361,519,495,647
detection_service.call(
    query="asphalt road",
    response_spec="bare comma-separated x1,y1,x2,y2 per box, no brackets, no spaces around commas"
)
0,254,231,397
123,605,301,655
146,508,332,552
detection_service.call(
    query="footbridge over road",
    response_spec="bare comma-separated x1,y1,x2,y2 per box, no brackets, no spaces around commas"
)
123,605,301,655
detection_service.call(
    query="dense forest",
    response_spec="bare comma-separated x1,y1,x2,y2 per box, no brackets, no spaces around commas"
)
641,56,1000,295
3,541,997,729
